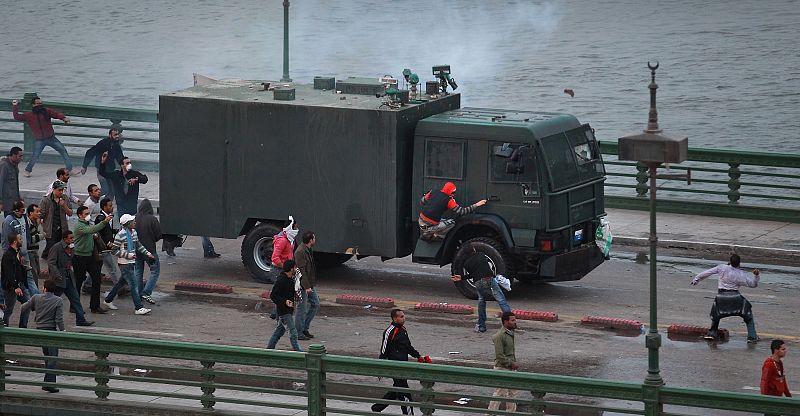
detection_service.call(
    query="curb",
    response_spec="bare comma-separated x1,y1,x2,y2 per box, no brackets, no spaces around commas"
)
496,309,558,322
614,236,800,265
667,324,729,339
174,281,233,294
580,315,642,331
336,294,395,308
414,302,474,315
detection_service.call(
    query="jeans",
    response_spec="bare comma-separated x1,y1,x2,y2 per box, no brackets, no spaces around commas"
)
201,236,216,256
27,249,42,288
19,251,40,297
295,288,319,334
1,288,31,327
100,251,121,284
41,328,58,384
135,252,160,296
105,263,143,310
53,277,87,325
476,277,511,330
25,136,73,173
73,254,102,310
710,316,758,339
96,172,115,201
267,313,302,351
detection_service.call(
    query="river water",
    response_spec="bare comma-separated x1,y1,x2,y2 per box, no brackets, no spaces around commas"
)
2,0,799,151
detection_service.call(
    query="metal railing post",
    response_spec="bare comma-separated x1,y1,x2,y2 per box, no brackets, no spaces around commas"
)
200,360,216,409
419,380,435,416
727,162,741,204
642,383,663,416
21,92,37,158
95,351,110,400
307,344,326,416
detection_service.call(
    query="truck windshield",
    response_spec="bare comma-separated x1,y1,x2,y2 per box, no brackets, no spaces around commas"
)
540,125,604,191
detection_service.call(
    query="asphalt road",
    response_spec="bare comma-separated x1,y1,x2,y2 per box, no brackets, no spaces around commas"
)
12,236,798,404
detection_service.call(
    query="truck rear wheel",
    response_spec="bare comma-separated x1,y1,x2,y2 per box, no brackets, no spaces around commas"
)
313,252,353,268
241,223,282,284
450,237,513,300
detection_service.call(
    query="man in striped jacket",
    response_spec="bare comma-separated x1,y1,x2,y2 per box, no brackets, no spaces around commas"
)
102,214,153,315
372,309,422,414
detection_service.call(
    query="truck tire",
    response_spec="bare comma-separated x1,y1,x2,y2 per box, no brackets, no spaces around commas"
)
241,223,282,284
450,237,513,300
313,252,353,268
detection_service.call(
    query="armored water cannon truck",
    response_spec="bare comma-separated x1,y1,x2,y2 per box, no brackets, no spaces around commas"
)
159,71,607,299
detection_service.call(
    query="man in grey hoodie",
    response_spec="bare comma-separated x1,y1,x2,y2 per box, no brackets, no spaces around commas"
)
135,199,161,305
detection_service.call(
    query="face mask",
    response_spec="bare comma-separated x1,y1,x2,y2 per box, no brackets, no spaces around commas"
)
83,214,91,222
125,163,132,170
286,228,299,243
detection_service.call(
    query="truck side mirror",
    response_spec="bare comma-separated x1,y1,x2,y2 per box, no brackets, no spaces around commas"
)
493,144,513,158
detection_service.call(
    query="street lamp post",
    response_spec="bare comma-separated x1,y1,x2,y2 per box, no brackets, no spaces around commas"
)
618,62,688,414
280,0,292,83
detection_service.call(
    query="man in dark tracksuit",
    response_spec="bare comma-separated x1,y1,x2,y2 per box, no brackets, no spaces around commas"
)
372,309,422,414
418,181,487,240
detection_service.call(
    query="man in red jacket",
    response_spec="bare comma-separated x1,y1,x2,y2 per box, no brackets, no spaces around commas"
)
762,339,792,398
12,97,73,177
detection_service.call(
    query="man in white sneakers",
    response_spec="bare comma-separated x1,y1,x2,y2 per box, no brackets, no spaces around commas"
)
102,214,153,315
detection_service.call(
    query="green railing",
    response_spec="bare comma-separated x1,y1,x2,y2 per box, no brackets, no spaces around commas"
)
2,94,799,222
1,327,798,415
599,141,800,223
0,93,159,172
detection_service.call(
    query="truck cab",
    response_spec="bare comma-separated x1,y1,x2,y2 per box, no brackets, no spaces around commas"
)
411,107,606,298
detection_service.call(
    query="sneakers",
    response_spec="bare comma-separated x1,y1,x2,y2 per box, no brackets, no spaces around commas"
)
135,308,152,315
747,336,761,344
474,324,487,333
703,331,718,340
297,334,311,341
42,387,60,393
303,331,314,339
102,301,118,310
23,171,31,178
204,252,221,258
76,321,95,327
90,308,107,314
141,295,156,304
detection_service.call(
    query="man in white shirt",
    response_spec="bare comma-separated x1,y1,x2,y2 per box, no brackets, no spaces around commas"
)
691,254,760,343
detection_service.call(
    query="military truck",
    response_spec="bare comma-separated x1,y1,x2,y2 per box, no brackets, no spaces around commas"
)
159,75,606,298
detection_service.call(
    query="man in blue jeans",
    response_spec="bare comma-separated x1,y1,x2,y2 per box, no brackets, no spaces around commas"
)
294,231,319,340
267,260,302,352
451,247,512,333
135,199,161,304
11,97,73,176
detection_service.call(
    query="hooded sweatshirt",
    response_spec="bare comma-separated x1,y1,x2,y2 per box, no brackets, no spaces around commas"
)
134,199,162,254
272,216,298,267
419,182,479,224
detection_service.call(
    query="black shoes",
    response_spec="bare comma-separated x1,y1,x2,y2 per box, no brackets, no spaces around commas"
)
297,334,311,341
90,308,107,314
371,403,386,412
76,321,95,327
204,252,221,258
42,387,59,393
303,331,314,339
747,336,760,344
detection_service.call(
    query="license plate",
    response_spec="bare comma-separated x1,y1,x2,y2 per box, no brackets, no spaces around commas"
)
574,229,584,242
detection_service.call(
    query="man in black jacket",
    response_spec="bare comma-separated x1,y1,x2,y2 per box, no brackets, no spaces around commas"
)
135,199,161,304
46,231,93,327
372,308,422,414
0,234,31,327
98,154,148,216
81,128,125,200
267,260,302,352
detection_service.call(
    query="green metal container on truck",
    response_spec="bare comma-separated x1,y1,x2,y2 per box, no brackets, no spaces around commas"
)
159,75,606,298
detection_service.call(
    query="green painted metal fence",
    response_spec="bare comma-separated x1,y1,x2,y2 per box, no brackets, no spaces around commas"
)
2,94,799,222
0,94,159,172
1,327,798,415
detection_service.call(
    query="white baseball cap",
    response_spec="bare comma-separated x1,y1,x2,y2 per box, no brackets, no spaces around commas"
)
120,214,136,225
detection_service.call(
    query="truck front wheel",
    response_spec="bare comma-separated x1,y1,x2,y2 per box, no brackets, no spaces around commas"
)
450,237,513,300
241,223,282,284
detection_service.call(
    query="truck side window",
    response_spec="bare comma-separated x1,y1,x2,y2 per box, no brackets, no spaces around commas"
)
490,142,536,183
425,139,464,179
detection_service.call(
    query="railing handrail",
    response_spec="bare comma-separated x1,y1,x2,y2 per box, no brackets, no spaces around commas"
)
599,140,800,168
2,326,799,416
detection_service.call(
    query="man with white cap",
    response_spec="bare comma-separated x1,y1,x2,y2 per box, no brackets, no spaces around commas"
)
102,214,153,315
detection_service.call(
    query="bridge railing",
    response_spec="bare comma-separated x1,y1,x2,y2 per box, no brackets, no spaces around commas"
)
0,93,159,172
1,327,798,416
599,141,800,223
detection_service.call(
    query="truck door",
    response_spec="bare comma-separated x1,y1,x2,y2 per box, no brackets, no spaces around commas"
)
486,142,541,233
421,138,470,214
